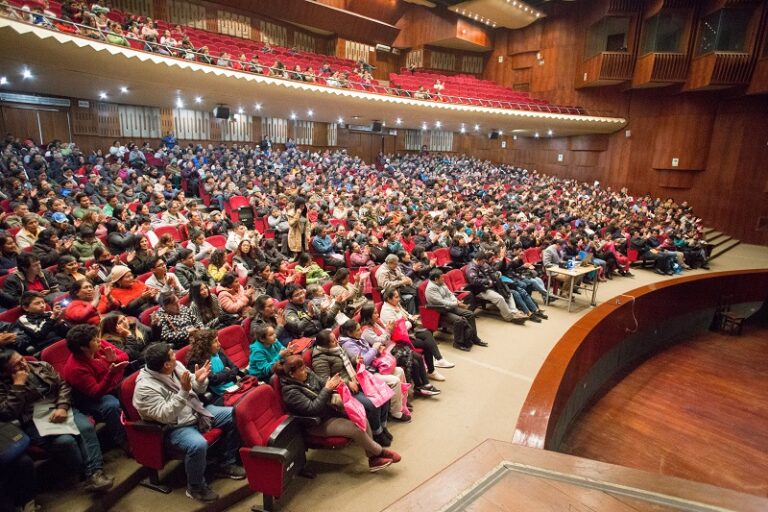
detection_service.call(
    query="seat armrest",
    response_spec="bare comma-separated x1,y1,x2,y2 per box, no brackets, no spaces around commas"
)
124,419,165,433
246,445,290,461
292,415,321,427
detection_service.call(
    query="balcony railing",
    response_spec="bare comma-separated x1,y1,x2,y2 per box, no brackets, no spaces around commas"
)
650,52,688,81
599,51,634,80
711,52,753,85
0,6,598,117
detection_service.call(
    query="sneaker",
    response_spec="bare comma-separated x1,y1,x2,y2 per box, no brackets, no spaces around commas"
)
83,470,114,492
428,370,446,381
434,358,455,368
528,314,542,323
415,386,441,397
473,339,489,347
381,449,401,463
390,412,412,423
213,463,246,480
535,311,549,320
186,485,219,502
368,456,393,472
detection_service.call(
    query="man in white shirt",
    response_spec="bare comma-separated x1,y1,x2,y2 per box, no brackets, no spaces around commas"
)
144,256,187,296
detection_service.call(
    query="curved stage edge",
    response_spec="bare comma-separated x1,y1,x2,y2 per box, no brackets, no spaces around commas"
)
513,270,768,451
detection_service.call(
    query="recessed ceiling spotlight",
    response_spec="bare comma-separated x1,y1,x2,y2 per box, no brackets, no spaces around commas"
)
0,77,7,86
435,121,441,128
547,129,553,136
534,132,540,138
337,117,344,123
513,135,518,140
99,92,107,100
238,107,244,114
460,126,466,133
255,103,262,110
290,113,297,120
307,109,313,116
195,96,202,104
176,98,184,108
421,123,427,131
21,68,32,79
474,124,480,131
120,86,129,94
395,118,402,125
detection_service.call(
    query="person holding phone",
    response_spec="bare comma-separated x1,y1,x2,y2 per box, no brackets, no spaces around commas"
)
62,324,129,454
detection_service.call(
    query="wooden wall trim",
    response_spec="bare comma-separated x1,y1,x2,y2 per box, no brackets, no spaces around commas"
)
513,270,768,451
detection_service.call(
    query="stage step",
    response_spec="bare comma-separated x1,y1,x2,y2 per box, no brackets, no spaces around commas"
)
710,239,741,260
702,226,740,261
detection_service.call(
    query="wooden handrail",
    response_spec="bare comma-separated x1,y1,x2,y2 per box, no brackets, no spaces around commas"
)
514,270,768,451
711,52,753,84
651,52,687,81
599,51,633,79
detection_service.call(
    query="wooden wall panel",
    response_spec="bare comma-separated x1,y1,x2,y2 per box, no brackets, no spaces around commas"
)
37,110,71,143
71,104,98,136
1,106,41,144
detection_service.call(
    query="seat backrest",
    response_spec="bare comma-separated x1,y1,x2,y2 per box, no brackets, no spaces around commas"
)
139,305,160,326
445,269,467,291
417,279,429,305
176,345,191,366
206,235,227,249
155,225,181,242
235,385,289,447
136,272,153,283
119,372,140,421
523,247,542,264
218,324,250,368
434,247,451,266
40,339,70,376
0,306,22,323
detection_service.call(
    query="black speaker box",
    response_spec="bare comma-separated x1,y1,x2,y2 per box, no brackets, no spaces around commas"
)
213,106,230,119
489,131,500,140
372,121,383,132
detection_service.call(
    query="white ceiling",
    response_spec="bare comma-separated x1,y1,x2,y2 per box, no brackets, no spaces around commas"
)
0,19,625,138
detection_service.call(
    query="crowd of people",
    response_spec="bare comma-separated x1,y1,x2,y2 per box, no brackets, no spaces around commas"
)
0,129,710,510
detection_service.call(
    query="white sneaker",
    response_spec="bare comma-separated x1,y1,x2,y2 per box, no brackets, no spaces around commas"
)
428,370,446,381
434,358,455,369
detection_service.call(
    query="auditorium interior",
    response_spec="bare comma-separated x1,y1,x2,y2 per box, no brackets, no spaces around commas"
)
0,0,767,511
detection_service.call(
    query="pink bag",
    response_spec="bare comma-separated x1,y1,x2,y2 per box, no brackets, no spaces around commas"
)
335,382,367,431
372,352,396,375
359,271,373,295
400,382,412,415
356,364,394,407
391,318,410,343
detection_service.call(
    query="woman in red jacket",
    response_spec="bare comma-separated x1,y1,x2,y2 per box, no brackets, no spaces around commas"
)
62,324,129,451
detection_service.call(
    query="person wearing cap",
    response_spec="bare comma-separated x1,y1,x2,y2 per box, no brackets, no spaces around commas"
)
50,211,76,239
108,266,158,317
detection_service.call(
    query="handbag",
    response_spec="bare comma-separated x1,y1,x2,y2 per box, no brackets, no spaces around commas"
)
222,376,259,406
400,382,412,416
0,422,30,465
391,318,410,343
356,364,394,407
372,352,397,375
335,382,367,431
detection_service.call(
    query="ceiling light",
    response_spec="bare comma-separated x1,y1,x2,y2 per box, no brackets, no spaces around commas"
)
238,107,244,115
395,118,402,125
176,98,184,108
337,117,344,124
499,130,503,135
534,132,540,138
513,135,518,140
460,126,466,133
120,86,128,94
0,77,8,86
21,68,32,79
435,121,441,128
99,92,107,100
421,123,427,131
548,129,553,136
255,103,262,110
307,109,313,117
474,124,480,131
290,113,297,120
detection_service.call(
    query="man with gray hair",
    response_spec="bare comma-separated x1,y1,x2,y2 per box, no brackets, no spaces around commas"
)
375,253,418,314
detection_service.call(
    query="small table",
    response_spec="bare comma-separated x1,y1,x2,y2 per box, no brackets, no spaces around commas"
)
545,265,600,312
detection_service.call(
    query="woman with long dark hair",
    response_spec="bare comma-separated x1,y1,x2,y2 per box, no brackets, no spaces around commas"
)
188,281,231,328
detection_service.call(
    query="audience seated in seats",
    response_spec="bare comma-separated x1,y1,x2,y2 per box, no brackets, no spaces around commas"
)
174,248,213,290
424,269,486,351
0,234,19,276
132,343,245,502
249,294,287,343
349,242,374,268
466,251,528,323
207,249,232,284
339,319,410,422
71,226,105,263
330,268,367,316
54,255,99,292
248,323,295,382
282,284,328,340
0,348,115,492
489,246,546,322
62,324,129,452
14,291,70,355
108,265,158,317
15,214,44,251
275,354,400,472
154,291,202,349
1,253,61,309
312,329,392,447
376,254,418,314
155,234,183,267
248,261,286,301
63,279,116,325
217,273,254,317
188,281,232,329
630,230,677,276
186,231,215,263
145,256,186,296
380,288,452,382
312,225,345,270
125,236,154,275
185,329,240,405
31,228,71,268
295,252,329,285
99,314,150,373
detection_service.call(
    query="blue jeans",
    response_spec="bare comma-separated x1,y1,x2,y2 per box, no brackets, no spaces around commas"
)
75,393,126,448
521,277,548,300
354,391,388,435
165,405,240,489
511,288,538,315
28,409,104,478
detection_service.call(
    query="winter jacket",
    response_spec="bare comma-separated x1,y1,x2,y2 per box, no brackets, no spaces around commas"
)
279,371,335,420
132,362,208,427
174,261,213,289
247,340,285,381
13,312,70,355
0,361,72,427
0,270,59,309
62,341,128,399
